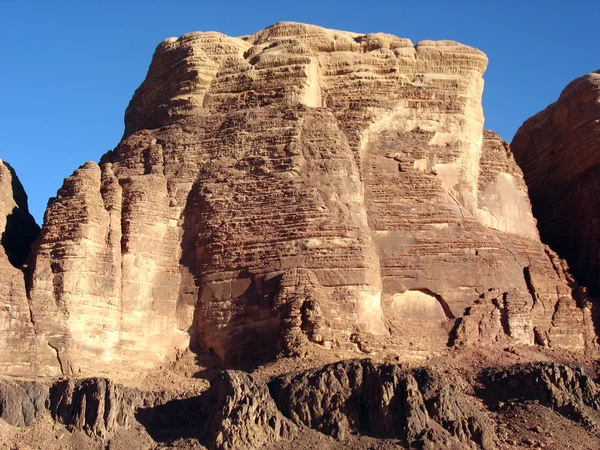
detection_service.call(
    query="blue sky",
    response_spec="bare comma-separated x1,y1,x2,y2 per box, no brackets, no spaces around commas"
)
1,0,599,223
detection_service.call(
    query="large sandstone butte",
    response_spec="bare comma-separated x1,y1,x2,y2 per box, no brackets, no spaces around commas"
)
1,23,597,378
512,70,600,297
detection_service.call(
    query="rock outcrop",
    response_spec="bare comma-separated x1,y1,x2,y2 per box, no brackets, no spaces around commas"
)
0,23,596,377
202,371,297,449
0,160,49,376
0,380,47,427
3,359,600,449
49,377,148,438
270,359,496,448
483,362,600,432
512,70,600,299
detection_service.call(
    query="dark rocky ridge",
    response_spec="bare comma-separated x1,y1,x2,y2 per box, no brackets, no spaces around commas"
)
2,359,600,449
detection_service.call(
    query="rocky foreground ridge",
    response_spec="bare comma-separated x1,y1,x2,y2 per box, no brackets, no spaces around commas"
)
2,356,600,449
1,22,600,450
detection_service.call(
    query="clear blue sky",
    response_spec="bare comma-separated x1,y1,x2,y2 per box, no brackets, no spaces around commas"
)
1,0,599,223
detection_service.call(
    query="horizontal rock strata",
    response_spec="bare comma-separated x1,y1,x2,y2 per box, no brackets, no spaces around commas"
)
0,23,596,376
512,71,600,299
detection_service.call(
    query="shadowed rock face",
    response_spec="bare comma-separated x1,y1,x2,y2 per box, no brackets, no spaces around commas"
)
512,70,600,297
0,162,40,268
0,161,49,376
0,23,596,377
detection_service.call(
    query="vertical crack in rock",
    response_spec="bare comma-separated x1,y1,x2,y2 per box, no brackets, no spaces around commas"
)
523,265,538,306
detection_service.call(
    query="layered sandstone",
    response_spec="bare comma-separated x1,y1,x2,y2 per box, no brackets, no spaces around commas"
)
1,23,596,377
0,160,48,376
512,70,600,297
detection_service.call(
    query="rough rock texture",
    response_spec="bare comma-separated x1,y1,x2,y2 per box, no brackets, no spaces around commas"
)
512,70,600,297
1,23,595,377
0,160,47,376
3,359,600,449
483,362,600,432
49,377,147,438
202,371,297,450
270,359,496,448
0,380,48,427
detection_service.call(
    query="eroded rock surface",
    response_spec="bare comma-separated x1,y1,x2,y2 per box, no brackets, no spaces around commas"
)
3,359,600,449
512,70,600,297
202,371,297,450
483,362,600,433
0,380,47,427
0,160,49,376
0,23,596,377
270,359,496,448
49,377,147,438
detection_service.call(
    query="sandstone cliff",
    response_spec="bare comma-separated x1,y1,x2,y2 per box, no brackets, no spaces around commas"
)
0,160,50,376
512,70,600,299
2,23,596,377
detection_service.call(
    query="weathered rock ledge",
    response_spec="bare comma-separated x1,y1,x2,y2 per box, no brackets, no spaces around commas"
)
2,359,600,449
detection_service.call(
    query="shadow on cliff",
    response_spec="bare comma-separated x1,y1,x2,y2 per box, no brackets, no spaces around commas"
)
0,161,40,268
135,395,207,444
179,180,282,377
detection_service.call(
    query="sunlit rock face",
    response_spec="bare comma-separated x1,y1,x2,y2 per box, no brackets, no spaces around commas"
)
2,23,594,376
512,70,600,297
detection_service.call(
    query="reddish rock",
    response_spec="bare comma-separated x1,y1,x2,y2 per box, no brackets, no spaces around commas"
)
512,71,600,299
0,24,595,376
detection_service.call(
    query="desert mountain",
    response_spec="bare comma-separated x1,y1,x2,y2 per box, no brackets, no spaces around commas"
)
0,23,599,450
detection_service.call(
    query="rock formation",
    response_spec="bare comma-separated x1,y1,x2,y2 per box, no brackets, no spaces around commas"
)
512,70,600,298
4,358,600,449
0,160,48,376
2,22,600,450
269,359,496,448
0,23,596,377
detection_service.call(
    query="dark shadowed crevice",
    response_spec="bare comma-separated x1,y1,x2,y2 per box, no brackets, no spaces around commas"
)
523,266,538,305
0,161,40,268
413,288,456,320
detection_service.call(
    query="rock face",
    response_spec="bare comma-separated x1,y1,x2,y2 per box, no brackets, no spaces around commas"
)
3,360,600,449
0,160,48,376
0,23,596,376
512,70,600,297
483,362,600,432
0,380,48,427
270,359,496,448
50,377,146,438
202,371,297,449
